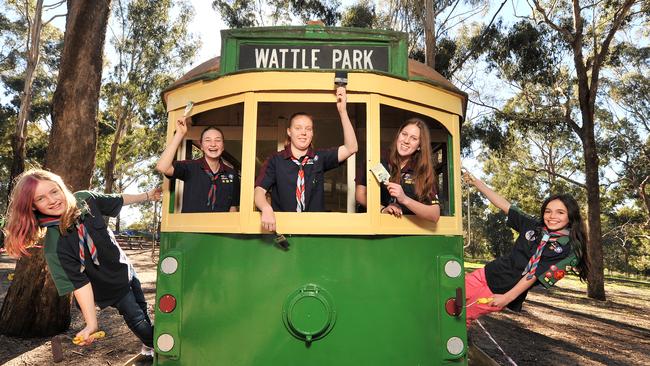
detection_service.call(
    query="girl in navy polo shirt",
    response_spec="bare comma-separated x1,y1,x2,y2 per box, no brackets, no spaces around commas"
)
3,169,159,361
462,171,589,328
254,87,358,232
157,117,240,213
356,118,441,222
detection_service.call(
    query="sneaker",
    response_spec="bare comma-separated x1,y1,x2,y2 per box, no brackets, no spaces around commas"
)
124,353,153,366
140,344,154,356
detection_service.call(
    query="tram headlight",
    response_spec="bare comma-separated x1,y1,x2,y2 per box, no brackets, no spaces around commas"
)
157,333,175,352
446,336,464,355
161,256,178,274
444,260,462,278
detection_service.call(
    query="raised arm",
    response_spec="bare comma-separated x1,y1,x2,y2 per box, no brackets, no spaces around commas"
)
122,187,161,206
335,87,358,162
156,117,189,177
463,171,511,214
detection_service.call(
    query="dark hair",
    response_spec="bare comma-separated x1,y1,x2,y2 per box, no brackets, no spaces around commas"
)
540,194,589,282
200,126,224,142
386,118,436,201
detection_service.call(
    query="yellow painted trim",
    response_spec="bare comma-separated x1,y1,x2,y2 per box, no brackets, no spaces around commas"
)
165,72,463,118
452,114,463,232
367,94,381,229
164,213,241,233
161,72,464,235
240,92,258,231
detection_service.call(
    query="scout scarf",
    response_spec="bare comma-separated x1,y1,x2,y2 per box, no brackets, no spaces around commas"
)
522,227,570,279
291,155,310,212
38,211,99,273
202,163,221,211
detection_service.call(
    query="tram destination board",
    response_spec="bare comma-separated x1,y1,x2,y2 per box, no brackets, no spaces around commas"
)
238,44,389,72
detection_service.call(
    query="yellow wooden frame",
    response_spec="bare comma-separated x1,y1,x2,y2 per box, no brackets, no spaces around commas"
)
161,71,463,235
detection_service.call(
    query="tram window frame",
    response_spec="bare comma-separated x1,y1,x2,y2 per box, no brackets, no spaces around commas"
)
371,103,453,218
253,101,366,214
169,102,244,215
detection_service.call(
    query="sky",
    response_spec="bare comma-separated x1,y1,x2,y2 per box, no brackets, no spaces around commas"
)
185,1,226,69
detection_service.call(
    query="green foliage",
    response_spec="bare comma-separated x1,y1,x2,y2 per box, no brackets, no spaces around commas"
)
0,0,62,209
212,0,341,27
485,21,559,86
340,0,375,28
95,0,198,193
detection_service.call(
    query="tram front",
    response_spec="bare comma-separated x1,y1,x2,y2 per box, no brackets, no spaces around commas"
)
155,25,468,365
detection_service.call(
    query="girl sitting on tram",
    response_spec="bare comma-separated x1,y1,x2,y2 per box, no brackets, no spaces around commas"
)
254,87,358,232
157,119,240,213
462,170,589,328
356,118,441,222
3,169,159,361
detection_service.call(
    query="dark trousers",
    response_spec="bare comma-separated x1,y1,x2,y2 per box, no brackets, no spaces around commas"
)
113,276,154,348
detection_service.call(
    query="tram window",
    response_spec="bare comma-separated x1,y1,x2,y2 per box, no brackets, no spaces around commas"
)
255,101,365,213
169,103,243,213
364,104,451,216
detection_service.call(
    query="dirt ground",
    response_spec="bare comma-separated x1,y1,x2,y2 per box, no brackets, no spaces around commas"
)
1,249,649,366
0,248,157,366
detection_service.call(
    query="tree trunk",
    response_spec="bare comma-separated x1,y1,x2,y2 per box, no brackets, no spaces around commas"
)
7,0,44,196
0,0,112,337
582,112,606,300
424,0,436,69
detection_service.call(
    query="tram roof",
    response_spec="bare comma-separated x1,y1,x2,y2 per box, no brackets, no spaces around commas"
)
163,26,468,119
163,56,467,120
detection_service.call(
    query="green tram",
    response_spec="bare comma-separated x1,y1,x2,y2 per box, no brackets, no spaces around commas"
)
154,25,468,365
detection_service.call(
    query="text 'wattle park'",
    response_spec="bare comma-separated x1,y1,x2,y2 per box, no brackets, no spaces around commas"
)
239,45,389,72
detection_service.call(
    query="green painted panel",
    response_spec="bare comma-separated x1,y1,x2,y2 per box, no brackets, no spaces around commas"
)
155,233,467,365
219,26,408,79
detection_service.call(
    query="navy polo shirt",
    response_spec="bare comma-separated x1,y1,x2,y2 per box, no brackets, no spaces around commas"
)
255,145,339,212
357,158,439,214
43,191,132,308
484,207,574,311
168,157,240,213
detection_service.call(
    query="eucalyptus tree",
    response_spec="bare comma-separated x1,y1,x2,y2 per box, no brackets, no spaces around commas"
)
0,0,63,203
474,0,645,300
98,0,197,198
212,0,341,27
0,0,112,336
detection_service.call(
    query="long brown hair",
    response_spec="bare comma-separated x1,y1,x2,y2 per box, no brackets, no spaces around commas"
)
540,194,590,282
3,169,80,257
387,118,437,201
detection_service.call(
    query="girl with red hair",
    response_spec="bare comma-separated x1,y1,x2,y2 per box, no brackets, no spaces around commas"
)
3,169,160,362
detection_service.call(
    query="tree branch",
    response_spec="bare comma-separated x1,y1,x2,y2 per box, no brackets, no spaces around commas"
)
530,0,574,42
522,167,587,188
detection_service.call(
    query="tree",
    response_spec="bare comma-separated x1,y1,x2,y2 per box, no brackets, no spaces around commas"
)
98,0,197,198
0,0,111,336
0,0,63,205
473,0,645,300
213,0,341,28
521,0,643,300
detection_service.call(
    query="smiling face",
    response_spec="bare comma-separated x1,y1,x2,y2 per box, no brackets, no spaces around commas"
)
287,114,314,152
200,128,224,161
396,123,421,158
543,199,570,231
33,179,67,216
